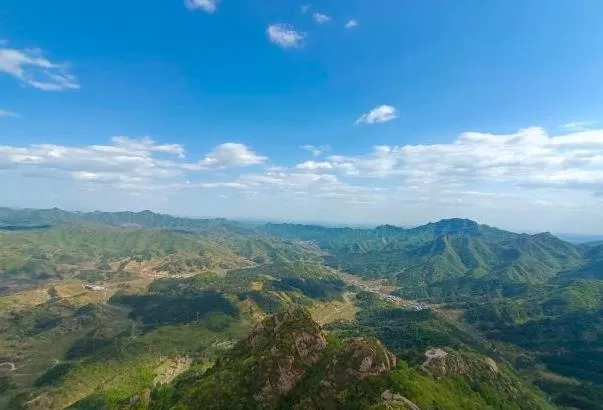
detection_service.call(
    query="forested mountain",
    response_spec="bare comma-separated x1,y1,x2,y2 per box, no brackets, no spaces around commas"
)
153,308,553,410
1,208,587,301
262,218,585,300
1,207,602,409
0,207,244,233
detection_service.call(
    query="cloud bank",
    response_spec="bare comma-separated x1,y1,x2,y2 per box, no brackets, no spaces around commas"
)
2,126,603,232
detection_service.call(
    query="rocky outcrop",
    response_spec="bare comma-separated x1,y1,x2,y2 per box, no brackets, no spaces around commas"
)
237,308,328,406
380,390,421,410
323,337,396,386
162,308,400,409
484,357,499,375
291,336,398,409
421,348,472,378
420,347,500,380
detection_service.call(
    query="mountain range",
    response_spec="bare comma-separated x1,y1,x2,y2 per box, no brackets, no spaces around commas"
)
0,207,602,409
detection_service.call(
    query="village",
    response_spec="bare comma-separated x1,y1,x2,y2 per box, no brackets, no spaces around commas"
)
342,274,432,311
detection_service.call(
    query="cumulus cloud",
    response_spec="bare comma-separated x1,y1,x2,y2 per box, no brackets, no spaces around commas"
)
198,143,266,168
345,19,358,29
5,126,603,232
356,105,398,125
0,109,19,118
326,145,399,177
399,127,603,191
301,144,331,157
0,138,266,190
296,161,333,171
184,0,219,13
0,137,188,189
241,171,338,189
304,127,603,195
111,136,185,158
233,170,386,210
313,12,331,24
0,44,79,91
267,24,306,49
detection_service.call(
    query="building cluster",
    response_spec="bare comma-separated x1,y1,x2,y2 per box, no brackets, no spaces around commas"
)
83,284,105,291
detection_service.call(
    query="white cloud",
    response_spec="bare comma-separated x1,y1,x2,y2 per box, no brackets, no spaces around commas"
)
345,19,358,29
184,0,219,13
296,161,333,171
0,44,79,91
5,126,603,233
313,13,331,24
302,144,331,157
200,182,247,189
0,109,19,118
6,127,603,203
356,105,398,125
0,137,188,189
399,127,603,190
318,127,603,194
111,136,185,158
267,24,306,49
0,138,267,190
234,170,386,209
562,121,595,131
198,143,266,168
241,171,338,189
300,4,311,14
326,145,399,177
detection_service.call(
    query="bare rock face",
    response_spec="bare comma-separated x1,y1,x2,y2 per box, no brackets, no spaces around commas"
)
163,308,401,409
484,357,499,375
324,337,396,385
243,308,327,406
421,348,470,378
420,348,500,380
294,331,326,363
246,308,326,354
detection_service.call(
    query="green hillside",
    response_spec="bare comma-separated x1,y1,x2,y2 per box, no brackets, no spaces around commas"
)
0,207,244,233
0,222,322,286
263,219,584,300
464,274,603,409
2,208,602,409
152,308,554,410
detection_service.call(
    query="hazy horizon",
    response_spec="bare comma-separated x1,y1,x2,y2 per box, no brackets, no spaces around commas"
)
2,1,603,234
5,204,603,241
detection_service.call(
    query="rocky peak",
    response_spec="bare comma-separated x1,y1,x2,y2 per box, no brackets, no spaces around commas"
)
244,307,326,360
236,307,327,406
323,337,396,386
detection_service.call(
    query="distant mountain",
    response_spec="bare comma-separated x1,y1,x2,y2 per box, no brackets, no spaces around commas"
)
2,206,596,408
0,220,322,284
0,207,244,233
0,207,590,299
557,233,603,244
261,218,584,299
405,218,516,241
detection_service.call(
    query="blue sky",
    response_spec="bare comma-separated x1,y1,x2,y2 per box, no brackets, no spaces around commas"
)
1,0,603,233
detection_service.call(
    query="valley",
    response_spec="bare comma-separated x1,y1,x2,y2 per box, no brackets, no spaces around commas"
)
0,208,602,409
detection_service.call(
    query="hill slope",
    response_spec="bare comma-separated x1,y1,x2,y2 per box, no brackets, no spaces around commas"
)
262,219,584,299
151,308,554,410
